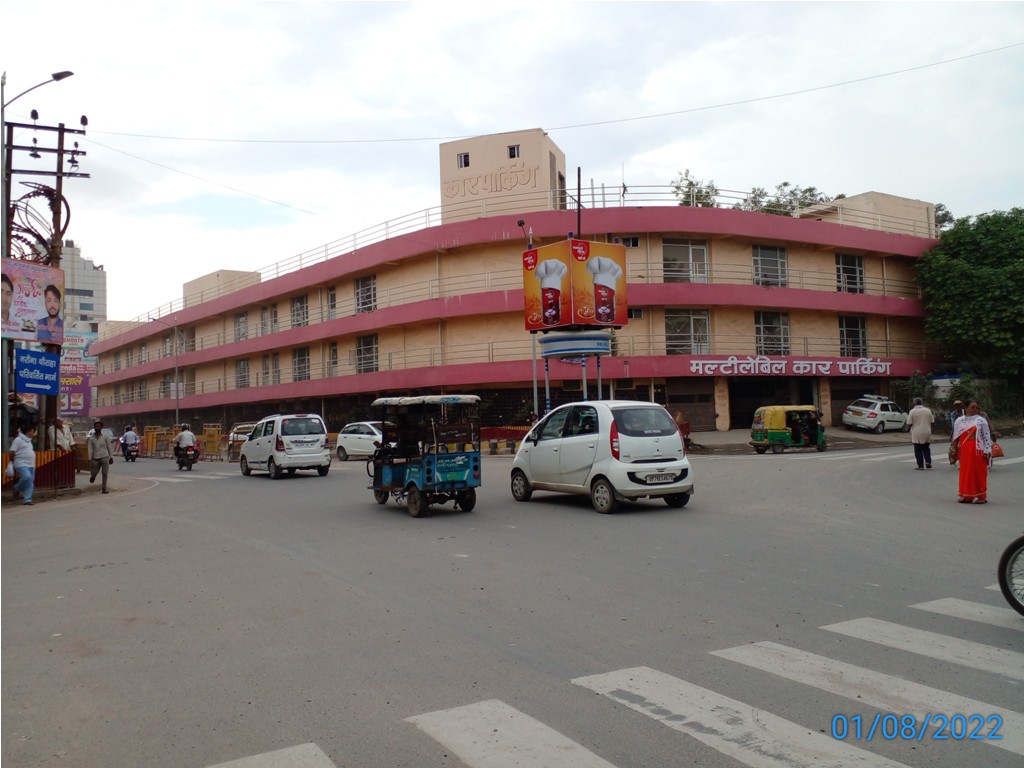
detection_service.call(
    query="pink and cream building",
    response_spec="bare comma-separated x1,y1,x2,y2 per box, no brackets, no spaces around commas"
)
90,129,939,432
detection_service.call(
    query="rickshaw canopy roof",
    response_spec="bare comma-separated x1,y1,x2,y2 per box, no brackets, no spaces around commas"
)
371,395,481,407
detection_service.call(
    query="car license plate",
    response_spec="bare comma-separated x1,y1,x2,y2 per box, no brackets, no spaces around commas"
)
851,410,863,417
646,473,674,483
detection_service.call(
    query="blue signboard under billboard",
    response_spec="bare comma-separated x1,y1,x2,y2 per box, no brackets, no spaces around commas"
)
15,349,61,396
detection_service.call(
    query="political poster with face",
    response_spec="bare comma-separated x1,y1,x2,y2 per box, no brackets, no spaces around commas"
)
1,259,66,344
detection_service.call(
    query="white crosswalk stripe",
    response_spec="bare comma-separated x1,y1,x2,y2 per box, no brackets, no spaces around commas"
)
913,597,1024,631
711,642,1024,756
573,666,911,768
406,699,618,768
205,742,335,767
822,617,1024,679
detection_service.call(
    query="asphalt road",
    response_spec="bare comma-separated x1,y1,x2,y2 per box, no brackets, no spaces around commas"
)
3,440,1023,768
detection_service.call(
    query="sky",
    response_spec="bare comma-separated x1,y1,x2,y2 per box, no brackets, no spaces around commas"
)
3,1,1022,322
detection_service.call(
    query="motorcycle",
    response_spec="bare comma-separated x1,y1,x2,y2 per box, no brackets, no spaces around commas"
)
176,445,198,471
998,533,1024,617
122,440,139,462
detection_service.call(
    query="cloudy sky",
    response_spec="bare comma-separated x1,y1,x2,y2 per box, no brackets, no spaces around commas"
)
4,1,1022,321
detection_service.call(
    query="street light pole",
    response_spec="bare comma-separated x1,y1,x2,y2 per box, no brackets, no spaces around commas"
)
2,71,74,452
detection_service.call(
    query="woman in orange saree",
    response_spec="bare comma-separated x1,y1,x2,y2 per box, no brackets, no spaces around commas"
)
951,401,993,504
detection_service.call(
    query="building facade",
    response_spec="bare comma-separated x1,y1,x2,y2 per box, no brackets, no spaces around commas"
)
90,131,939,434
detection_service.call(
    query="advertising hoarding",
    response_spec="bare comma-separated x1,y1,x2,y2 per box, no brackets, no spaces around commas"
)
1,258,66,344
522,240,627,331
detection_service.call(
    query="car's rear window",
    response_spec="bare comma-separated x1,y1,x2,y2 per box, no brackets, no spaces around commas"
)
281,417,326,436
849,400,878,409
613,407,677,437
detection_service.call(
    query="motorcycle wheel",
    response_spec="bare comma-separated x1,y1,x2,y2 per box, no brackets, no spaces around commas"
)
997,534,1024,618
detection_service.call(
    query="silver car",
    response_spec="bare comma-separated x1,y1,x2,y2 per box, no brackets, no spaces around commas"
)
510,400,694,514
240,414,331,478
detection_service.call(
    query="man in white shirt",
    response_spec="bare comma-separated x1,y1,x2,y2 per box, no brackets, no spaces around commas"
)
173,424,197,459
49,417,75,451
86,420,115,493
906,397,936,470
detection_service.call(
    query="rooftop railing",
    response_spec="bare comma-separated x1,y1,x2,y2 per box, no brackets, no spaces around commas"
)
117,184,935,335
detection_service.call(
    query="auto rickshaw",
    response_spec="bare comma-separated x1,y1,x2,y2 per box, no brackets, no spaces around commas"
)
367,395,482,517
749,405,827,454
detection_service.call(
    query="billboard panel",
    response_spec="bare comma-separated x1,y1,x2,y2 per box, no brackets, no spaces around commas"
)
522,240,627,331
1,258,66,344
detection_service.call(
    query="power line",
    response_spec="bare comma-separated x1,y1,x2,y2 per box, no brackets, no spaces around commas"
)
84,137,319,215
88,42,1023,145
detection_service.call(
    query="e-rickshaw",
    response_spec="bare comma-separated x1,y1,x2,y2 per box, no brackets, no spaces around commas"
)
367,395,482,517
749,405,827,454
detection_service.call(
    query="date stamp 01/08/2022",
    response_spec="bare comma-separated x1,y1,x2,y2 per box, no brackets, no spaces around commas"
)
831,713,1003,742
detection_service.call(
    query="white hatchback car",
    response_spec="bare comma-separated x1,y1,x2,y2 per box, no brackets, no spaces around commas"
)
240,413,331,478
510,400,694,513
335,421,387,461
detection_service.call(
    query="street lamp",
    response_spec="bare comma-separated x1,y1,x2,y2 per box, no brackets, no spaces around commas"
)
149,316,180,426
2,71,74,451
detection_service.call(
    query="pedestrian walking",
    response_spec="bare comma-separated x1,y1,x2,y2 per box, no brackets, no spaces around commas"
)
86,419,115,494
7,423,37,505
951,400,993,504
906,397,935,470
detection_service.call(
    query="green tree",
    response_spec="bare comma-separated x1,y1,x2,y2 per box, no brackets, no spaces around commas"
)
733,181,844,216
671,169,719,207
917,208,1024,378
934,202,955,231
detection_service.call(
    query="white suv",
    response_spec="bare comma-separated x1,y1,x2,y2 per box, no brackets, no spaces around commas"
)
240,414,331,478
510,400,694,513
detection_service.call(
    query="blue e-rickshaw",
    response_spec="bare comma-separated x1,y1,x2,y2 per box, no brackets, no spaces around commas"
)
367,395,482,517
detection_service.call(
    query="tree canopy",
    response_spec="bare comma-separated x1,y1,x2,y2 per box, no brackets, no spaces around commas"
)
917,208,1024,378
670,171,844,215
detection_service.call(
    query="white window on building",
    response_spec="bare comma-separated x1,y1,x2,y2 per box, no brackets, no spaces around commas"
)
508,145,520,159
291,296,309,328
755,311,790,355
272,353,281,385
236,359,250,389
664,239,709,283
354,335,378,373
138,342,147,364
666,310,711,355
329,342,339,376
293,347,310,382
753,245,788,287
355,275,377,314
327,286,337,320
262,355,270,386
235,311,248,341
839,315,868,357
457,152,470,169
619,236,640,248
114,352,122,371
836,253,865,294
261,304,278,335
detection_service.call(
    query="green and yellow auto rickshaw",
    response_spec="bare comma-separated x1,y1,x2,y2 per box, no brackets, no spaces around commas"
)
749,405,827,454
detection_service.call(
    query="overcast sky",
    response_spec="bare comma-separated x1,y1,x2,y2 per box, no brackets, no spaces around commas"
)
4,1,1022,321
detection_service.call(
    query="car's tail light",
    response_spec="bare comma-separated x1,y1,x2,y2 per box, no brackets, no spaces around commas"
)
610,419,620,460
322,436,330,449
868,412,878,419
275,435,285,451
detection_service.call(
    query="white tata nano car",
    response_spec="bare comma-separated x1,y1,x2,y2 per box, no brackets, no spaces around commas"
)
510,401,694,513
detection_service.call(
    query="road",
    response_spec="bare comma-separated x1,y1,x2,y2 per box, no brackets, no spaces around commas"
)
3,441,1023,768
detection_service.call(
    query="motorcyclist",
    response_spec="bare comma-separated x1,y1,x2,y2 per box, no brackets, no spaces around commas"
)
173,423,197,459
121,425,140,448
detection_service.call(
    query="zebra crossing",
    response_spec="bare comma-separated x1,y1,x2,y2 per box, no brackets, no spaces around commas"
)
206,587,1021,767
405,591,1022,768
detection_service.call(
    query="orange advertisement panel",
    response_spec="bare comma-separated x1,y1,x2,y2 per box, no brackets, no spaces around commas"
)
522,241,572,331
522,240,628,330
567,239,627,327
